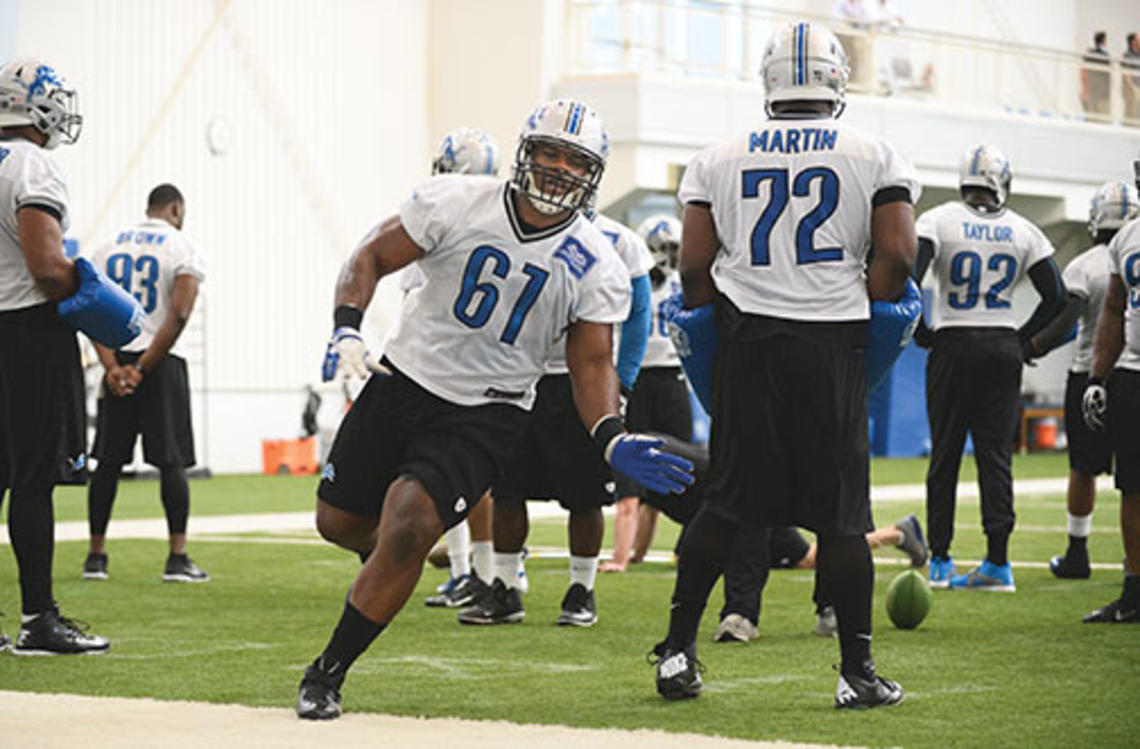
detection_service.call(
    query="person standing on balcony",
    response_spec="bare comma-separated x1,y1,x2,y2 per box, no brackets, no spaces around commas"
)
1123,33,1140,124
1081,31,1111,120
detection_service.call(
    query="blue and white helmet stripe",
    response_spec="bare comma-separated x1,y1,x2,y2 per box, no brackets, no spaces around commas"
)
1088,180,1140,237
762,21,849,117
432,127,501,176
959,144,1012,207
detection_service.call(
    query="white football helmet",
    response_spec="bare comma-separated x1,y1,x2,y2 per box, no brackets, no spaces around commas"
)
761,22,849,118
512,99,608,215
1088,180,1140,238
431,127,500,176
0,58,81,149
959,145,1012,208
636,214,682,273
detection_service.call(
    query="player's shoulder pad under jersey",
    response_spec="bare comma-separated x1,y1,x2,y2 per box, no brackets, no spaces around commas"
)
400,174,501,252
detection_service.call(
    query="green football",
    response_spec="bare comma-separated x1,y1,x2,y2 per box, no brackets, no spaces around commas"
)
885,569,933,630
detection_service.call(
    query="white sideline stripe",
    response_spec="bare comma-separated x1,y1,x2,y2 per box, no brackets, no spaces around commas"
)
0,690,856,749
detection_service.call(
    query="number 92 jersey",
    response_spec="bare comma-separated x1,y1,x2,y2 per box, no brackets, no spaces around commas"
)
677,118,920,321
1107,217,1140,371
383,175,631,410
916,201,1053,330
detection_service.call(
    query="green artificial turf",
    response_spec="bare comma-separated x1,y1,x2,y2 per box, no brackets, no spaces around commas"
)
2,453,1136,747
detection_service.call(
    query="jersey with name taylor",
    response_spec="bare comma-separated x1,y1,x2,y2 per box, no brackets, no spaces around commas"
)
1107,217,1140,372
678,118,920,321
384,175,631,410
643,270,682,368
917,201,1054,330
1062,243,1113,373
89,218,206,355
0,140,70,311
544,211,653,375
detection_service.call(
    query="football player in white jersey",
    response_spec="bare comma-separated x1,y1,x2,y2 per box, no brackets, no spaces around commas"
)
410,127,502,609
1080,163,1140,624
460,197,654,627
84,184,208,584
1024,182,1139,581
603,214,691,574
912,145,1066,593
296,99,693,720
0,58,110,655
651,22,918,709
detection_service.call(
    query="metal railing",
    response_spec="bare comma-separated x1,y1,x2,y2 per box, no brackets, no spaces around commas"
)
564,0,1140,128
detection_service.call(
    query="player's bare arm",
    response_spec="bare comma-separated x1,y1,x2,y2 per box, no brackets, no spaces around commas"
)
16,205,77,300
565,319,621,430
334,215,425,311
135,273,199,378
678,203,718,308
867,200,917,302
1089,273,1126,380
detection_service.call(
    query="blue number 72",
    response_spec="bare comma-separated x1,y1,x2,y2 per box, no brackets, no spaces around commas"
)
741,166,842,266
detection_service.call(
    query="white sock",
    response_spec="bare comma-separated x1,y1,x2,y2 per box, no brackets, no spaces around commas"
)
494,551,522,590
472,540,493,582
569,555,598,591
445,523,470,578
516,550,529,594
1068,513,1092,538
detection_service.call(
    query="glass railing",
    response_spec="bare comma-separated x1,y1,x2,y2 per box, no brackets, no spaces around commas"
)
564,0,1140,128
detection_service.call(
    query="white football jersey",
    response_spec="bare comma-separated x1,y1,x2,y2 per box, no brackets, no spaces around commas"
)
1107,217,1140,372
1062,244,1113,373
917,201,1054,330
0,140,70,311
544,212,653,375
678,118,920,321
643,271,682,369
88,218,206,355
399,263,425,294
384,175,630,410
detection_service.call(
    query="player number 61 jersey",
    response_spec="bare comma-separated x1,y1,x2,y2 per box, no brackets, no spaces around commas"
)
1107,217,1140,371
384,175,630,410
916,202,1053,331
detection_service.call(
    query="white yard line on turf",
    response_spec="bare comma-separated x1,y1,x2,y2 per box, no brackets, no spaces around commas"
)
0,690,851,749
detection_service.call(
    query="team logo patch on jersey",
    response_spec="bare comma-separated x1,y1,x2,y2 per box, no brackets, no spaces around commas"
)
553,236,596,279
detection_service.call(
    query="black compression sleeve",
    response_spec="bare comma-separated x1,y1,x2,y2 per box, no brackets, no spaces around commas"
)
1028,293,1084,356
1018,257,1066,343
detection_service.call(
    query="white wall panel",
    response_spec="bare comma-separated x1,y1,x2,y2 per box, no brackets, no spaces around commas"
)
15,0,430,470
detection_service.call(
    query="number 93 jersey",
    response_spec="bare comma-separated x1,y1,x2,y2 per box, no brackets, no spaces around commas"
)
88,218,206,354
1107,217,1140,371
383,175,630,410
678,118,920,321
916,201,1053,330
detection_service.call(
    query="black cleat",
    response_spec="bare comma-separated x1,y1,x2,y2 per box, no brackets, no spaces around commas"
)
834,668,904,709
12,608,110,656
556,583,597,627
296,662,344,720
82,553,108,580
649,641,703,700
1049,551,1091,580
1082,597,1140,623
457,578,524,625
164,554,210,583
425,574,487,608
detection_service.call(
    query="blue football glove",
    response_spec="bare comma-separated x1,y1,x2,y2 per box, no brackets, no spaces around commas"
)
57,257,145,348
662,292,718,415
605,433,694,495
321,327,388,382
866,278,923,392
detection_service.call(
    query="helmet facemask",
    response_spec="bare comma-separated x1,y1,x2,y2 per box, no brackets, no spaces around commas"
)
513,136,604,215
0,61,82,149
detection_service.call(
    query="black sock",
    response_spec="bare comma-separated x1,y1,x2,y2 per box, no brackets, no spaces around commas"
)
1068,535,1088,555
1124,574,1140,603
314,599,385,682
665,508,737,651
159,466,190,535
986,534,1009,567
817,535,874,676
